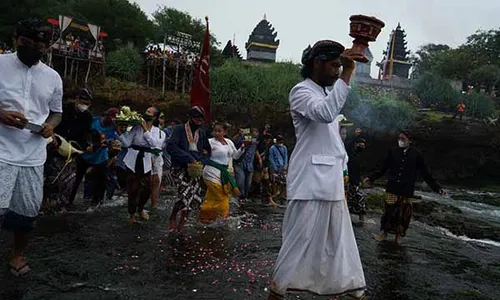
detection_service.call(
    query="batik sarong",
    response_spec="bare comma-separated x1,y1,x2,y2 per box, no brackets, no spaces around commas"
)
381,193,413,236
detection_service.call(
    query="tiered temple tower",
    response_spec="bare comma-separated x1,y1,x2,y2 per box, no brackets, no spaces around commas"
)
378,23,412,80
221,40,242,59
245,14,280,63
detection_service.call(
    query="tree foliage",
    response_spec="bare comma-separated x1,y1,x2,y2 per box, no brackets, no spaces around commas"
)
413,72,460,111
152,6,224,67
412,29,500,95
0,0,154,51
462,93,498,119
107,46,143,82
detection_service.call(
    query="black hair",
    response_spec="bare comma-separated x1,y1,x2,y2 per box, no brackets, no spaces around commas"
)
213,122,229,131
300,60,314,79
15,19,51,44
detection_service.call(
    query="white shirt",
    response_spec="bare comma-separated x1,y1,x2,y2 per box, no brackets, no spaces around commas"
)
120,125,164,173
287,78,350,201
0,53,63,166
203,138,244,184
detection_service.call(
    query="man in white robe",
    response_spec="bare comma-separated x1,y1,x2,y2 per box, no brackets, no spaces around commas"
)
268,40,367,300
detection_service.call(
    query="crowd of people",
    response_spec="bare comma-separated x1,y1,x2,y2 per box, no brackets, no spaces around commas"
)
145,45,199,67
1,19,448,300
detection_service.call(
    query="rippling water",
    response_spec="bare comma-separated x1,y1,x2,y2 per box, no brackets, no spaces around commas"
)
1,188,499,300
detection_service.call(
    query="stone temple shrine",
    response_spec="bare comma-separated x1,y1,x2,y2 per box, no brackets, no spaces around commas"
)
378,23,412,80
245,14,280,63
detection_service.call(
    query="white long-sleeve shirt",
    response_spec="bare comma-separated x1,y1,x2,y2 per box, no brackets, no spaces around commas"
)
119,125,164,173
287,79,350,201
203,138,244,185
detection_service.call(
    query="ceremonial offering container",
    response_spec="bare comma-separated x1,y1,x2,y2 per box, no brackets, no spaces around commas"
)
349,15,385,63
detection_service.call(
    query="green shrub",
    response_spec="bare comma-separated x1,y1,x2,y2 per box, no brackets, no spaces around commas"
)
413,72,460,111
211,59,301,108
463,93,498,119
107,46,144,82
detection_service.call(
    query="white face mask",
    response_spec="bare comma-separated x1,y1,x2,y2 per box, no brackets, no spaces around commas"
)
398,140,409,148
76,104,89,112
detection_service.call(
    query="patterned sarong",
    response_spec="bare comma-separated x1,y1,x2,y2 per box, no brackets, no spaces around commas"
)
381,193,413,236
346,184,367,216
43,154,77,212
172,167,204,211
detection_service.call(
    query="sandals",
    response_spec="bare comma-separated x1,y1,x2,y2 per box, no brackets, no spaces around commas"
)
9,262,31,277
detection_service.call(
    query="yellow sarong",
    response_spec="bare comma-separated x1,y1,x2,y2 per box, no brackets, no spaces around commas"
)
199,180,231,223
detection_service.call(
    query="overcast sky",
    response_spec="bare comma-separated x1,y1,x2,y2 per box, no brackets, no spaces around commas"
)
133,0,499,77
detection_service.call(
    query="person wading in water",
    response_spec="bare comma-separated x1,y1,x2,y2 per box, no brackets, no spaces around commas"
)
268,40,367,300
167,106,211,231
0,20,63,276
364,130,446,243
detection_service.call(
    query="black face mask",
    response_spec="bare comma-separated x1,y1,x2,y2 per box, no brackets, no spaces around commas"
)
143,114,155,122
17,45,42,67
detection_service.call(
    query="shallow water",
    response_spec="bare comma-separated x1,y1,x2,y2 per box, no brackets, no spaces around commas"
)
1,189,499,300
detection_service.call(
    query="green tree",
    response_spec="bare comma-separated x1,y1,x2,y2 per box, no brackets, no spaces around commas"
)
411,43,450,77
152,6,224,67
107,46,143,82
469,65,500,94
71,0,154,50
413,72,460,111
0,0,154,50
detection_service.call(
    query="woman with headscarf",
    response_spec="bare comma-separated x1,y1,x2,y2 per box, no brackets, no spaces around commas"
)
199,122,244,223
167,106,211,230
364,130,446,243
119,106,164,224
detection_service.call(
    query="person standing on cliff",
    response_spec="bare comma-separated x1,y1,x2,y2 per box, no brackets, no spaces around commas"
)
268,40,367,300
364,130,446,243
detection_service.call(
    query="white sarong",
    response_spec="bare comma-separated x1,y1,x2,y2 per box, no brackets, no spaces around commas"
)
271,200,366,297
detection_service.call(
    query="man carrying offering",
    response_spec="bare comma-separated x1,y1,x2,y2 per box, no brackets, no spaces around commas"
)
268,40,367,299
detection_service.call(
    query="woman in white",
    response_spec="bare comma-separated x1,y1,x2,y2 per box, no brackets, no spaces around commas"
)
199,122,244,223
150,115,166,210
269,41,367,300
119,106,163,224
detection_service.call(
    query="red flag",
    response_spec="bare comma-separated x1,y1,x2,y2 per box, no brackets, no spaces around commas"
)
190,16,211,121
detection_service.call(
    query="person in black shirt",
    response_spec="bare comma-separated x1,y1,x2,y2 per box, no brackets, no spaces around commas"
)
347,136,367,221
54,88,93,149
364,130,446,243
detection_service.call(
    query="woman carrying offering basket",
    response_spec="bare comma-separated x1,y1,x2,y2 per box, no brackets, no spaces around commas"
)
118,106,164,224
167,106,211,231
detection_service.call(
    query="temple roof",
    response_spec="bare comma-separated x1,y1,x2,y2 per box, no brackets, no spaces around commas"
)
245,16,280,50
221,40,242,59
